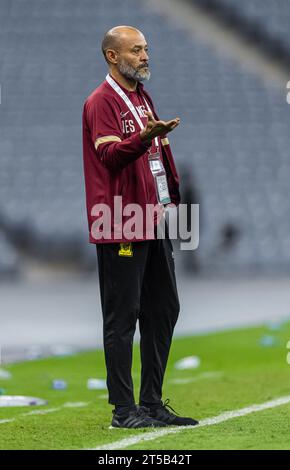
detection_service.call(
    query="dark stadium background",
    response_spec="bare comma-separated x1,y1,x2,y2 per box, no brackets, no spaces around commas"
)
1,0,290,362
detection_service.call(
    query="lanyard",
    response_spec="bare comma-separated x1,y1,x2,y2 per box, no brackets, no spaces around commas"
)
106,74,159,149
105,74,170,205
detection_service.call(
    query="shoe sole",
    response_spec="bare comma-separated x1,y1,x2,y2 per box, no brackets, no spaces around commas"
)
109,423,180,429
109,422,169,429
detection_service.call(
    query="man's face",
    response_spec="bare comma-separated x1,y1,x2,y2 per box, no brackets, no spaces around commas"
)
116,32,150,82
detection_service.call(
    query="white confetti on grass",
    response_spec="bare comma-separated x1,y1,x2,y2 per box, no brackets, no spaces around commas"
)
174,356,201,370
0,368,12,380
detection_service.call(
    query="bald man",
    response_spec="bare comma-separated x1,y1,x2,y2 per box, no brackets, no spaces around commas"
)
82,26,198,428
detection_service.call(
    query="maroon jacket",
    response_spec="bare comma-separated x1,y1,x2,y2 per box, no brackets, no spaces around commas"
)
82,74,180,244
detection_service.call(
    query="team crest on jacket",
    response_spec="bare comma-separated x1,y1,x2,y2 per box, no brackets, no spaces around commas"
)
118,243,133,257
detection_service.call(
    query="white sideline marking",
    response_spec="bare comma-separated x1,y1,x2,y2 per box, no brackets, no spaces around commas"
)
169,371,224,384
0,401,89,424
90,395,290,450
24,407,61,416
63,402,88,408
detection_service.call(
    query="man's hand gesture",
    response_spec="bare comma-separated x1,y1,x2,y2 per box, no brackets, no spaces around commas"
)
140,111,180,144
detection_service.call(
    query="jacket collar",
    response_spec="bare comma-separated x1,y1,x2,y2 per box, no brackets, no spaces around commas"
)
107,73,144,95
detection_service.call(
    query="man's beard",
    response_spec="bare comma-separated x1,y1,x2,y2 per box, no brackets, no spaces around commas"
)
118,59,150,82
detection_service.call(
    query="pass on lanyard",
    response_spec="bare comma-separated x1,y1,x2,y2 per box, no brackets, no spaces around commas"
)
106,74,171,205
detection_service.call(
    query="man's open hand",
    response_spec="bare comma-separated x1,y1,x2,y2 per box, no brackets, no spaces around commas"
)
140,110,180,144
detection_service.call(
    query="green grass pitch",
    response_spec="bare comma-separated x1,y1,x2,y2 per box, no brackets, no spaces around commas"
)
1,322,290,450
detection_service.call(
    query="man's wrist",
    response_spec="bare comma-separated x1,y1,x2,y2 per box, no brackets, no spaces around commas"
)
139,130,152,146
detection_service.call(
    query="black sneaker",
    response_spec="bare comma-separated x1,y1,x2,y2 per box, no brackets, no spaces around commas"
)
145,399,199,426
111,405,168,429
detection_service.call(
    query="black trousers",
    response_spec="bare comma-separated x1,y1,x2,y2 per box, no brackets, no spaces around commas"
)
96,226,180,407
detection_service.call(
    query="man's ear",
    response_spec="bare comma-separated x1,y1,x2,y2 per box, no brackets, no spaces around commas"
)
106,49,118,65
